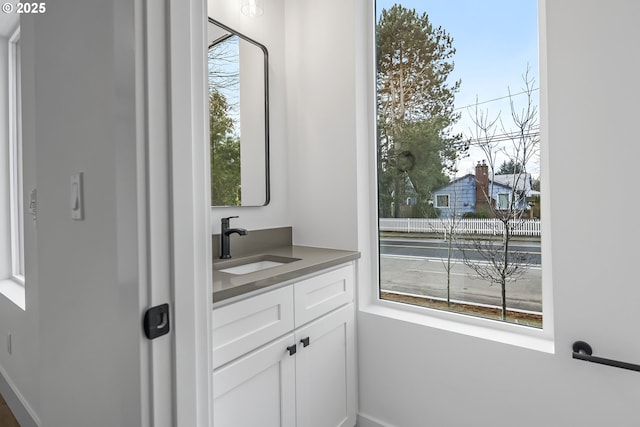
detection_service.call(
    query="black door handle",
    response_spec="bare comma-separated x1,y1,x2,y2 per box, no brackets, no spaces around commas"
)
143,304,170,339
300,337,310,348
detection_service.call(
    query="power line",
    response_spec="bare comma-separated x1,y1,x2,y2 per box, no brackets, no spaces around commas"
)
463,129,540,146
454,88,540,111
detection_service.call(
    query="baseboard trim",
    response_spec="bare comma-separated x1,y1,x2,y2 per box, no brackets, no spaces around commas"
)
0,364,40,427
357,412,394,427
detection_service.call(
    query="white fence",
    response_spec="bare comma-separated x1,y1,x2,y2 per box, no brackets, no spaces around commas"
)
379,218,541,237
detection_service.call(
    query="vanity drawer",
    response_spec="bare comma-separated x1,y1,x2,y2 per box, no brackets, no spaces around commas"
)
212,285,294,369
293,264,354,327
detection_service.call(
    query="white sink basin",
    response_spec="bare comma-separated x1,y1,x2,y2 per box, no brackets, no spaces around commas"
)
215,254,300,276
219,260,285,275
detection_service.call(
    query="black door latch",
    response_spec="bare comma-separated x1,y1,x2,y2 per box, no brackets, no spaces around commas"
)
143,303,170,339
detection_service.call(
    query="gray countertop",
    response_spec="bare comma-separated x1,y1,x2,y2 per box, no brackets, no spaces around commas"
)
213,245,360,305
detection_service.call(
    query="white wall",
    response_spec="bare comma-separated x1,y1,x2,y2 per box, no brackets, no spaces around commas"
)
0,13,40,426
208,0,361,248
286,0,357,249
284,0,360,250
356,1,640,426
209,0,292,234
33,0,143,423
0,1,147,425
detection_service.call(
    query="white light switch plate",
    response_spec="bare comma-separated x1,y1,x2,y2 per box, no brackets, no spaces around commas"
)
71,172,84,220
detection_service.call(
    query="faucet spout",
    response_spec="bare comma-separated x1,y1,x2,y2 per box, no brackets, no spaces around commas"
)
225,228,248,236
220,216,248,259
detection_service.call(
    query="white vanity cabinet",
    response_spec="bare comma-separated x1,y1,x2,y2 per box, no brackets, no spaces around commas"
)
212,263,356,427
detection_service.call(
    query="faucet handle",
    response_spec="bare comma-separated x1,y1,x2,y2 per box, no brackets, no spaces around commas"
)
221,216,239,229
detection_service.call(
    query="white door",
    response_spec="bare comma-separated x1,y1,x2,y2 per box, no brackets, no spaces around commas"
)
295,304,356,427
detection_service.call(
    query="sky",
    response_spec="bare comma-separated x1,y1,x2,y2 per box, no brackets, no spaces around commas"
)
375,0,540,177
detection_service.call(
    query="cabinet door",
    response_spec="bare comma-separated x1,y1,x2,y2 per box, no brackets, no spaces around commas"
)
295,304,356,427
213,334,296,427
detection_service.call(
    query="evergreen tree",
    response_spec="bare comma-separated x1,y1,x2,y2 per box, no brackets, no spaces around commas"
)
376,5,464,218
210,90,241,206
497,159,524,174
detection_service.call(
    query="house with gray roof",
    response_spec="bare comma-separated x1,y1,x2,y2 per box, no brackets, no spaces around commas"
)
431,161,536,218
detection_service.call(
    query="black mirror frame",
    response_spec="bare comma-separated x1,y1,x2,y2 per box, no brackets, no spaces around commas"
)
208,17,270,206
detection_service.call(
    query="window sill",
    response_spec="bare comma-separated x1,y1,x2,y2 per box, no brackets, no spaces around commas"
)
0,278,25,310
359,298,554,354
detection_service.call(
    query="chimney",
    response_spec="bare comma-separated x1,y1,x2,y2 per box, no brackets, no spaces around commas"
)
475,160,489,209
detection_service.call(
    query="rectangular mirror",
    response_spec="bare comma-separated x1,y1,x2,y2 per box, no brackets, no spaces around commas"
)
208,18,270,206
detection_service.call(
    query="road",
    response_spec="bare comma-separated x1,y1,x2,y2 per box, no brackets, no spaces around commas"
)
378,237,542,312
380,238,541,265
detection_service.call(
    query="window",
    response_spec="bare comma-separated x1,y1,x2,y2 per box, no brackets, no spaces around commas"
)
376,1,541,328
1,24,24,309
496,193,510,210
9,28,23,280
435,194,449,208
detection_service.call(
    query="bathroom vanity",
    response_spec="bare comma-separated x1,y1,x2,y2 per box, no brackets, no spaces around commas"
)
207,14,359,421
212,234,359,427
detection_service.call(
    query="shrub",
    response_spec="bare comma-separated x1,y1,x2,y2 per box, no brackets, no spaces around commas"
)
462,210,490,219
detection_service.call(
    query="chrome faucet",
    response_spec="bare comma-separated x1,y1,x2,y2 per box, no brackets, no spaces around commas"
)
220,216,248,259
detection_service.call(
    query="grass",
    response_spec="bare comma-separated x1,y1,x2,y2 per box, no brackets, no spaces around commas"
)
380,291,542,328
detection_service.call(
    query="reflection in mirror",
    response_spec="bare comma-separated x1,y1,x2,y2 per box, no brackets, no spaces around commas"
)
208,18,270,206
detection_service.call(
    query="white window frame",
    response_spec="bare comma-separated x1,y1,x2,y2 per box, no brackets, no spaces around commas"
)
496,192,510,210
364,0,553,352
435,193,449,208
8,27,24,283
0,25,25,310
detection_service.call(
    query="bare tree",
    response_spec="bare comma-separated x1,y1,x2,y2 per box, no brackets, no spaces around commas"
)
501,65,540,176
208,35,240,93
208,34,241,122
431,168,468,308
440,198,463,308
461,68,539,321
